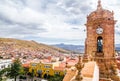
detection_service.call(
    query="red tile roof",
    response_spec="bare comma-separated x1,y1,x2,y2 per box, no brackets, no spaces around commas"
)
42,59,51,63
59,62,66,68
54,67,65,71
22,63,30,68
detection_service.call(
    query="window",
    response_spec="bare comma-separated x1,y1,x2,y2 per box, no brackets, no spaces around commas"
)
38,70,42,74
32,63,37,66
108,18,111,20
44,65,50,68
55,72,60,75
46,70,49,73
1,65,4,69
8,65,11,68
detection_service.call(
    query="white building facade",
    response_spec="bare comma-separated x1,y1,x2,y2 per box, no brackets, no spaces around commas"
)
0,59,12,70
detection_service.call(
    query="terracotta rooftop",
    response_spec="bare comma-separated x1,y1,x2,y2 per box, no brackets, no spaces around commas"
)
22,63,30,68
41,59,51,63
54,67,65,71
66,58,78,67
59,62,66,68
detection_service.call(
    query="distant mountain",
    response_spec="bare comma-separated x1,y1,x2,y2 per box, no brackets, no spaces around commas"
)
115,44,120,51
53,43,120,53
52,43,84,53
0,38,69,54
116,44,120,47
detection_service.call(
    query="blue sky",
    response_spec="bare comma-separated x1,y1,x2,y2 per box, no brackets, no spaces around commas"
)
0,0,120,45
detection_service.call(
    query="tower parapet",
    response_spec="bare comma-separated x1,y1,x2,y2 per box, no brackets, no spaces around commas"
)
87,0,114,22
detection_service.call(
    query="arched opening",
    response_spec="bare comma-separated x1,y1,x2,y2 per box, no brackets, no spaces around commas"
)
37,70,42,78
97,36,103,52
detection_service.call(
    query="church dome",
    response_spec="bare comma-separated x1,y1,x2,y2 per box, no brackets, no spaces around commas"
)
87,0,114,20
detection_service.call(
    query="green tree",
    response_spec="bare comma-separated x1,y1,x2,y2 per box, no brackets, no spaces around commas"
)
0,68,9,81
7,58,23,81
0,69,4,80
48,74,64,81
27,69,35,81
23,67,29,75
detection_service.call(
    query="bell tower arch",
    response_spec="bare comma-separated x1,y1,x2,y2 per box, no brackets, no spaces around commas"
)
97,36,103,52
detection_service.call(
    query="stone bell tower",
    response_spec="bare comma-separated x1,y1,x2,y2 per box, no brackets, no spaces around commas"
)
85,0,116,59
84,0,116,79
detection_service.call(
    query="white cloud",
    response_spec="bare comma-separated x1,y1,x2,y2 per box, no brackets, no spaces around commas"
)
0,0,120,45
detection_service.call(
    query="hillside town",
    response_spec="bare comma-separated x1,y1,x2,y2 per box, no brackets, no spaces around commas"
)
0,38,120,81
0,38,81,81
0,0,120,81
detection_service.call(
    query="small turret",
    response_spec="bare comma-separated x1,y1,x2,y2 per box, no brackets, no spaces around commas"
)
97,0,102,10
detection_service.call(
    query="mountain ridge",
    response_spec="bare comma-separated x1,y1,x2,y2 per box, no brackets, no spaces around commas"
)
52,43,84,53
53,43,120,53
0,38,70,54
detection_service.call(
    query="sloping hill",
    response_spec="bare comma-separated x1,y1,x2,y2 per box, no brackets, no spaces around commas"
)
53,43,84,53
0,38,69,54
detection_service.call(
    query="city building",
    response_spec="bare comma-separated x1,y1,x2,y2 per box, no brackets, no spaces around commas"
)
22,55,79,78
0,59,12,70
28,61,65,78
